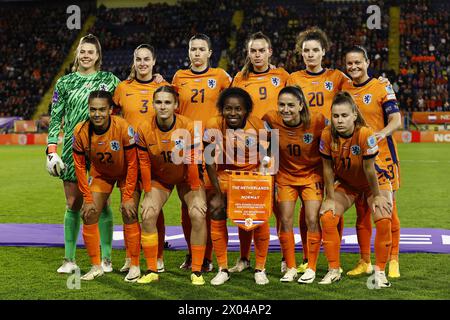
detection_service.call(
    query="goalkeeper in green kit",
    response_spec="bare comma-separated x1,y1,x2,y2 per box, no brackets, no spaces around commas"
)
46,34,120,273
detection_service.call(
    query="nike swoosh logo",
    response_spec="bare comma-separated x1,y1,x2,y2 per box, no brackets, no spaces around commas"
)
244,83,251,87
181,82,188,86
126,93,134,96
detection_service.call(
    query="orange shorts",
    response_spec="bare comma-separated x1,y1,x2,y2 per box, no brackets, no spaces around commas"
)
335,178,392,199
150,179,175,193
89,176,126,194
276,182,323,202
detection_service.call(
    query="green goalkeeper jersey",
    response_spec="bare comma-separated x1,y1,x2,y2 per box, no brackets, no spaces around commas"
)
48,71,120,181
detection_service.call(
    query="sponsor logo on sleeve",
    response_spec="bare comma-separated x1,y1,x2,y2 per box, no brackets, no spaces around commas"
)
319,139,325,152
367,135,377,148
52,91,59,104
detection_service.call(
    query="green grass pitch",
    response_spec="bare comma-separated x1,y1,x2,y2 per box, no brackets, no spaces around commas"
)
0,144,449,300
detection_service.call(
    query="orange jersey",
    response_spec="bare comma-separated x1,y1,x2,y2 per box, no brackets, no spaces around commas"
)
232,68,289,119
342,78,400,165
203,115,267,173
112,78,170,129
320,126,388,190
172,67,232,127
263,110,326,185
136,114,201,191
72,116,138,203
287,69,349,120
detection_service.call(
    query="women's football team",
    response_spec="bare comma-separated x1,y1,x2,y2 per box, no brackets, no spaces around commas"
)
47,27,401,288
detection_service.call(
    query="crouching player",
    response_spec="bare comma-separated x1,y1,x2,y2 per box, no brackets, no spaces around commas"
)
136,86,207,285
319,92,393,287
72,90,138,281
204,87,271,286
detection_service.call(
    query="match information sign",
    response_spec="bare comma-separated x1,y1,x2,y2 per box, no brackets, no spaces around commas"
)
227,171,273,231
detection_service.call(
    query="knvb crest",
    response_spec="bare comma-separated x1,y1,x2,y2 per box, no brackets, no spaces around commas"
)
207,79,217,89
363,94,372,104
351,145,361,155
110,140,120,151
245,136,256,147
271,77,281,87
174,138,185,150
324,81,334,91
303,133,313,144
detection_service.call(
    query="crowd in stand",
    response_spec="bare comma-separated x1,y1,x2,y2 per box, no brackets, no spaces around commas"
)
0,0,449,121
396,0,450,112
0,2,94,120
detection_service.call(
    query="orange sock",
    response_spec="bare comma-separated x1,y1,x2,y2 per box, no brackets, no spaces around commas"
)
299,205,308,262
211,219,228,269
205,213,213,261
374,218,392,270
141,232,158,272
156,211,165,260
238,228,253,260
390,201,400,261
191,244,206,272
278,231,296,269
181,204,192,256
253,222,270,270
123,224,130,259
320,211,341,269
83,223,101,265
356,196,372,263
124,223,141,266
307,231,321,271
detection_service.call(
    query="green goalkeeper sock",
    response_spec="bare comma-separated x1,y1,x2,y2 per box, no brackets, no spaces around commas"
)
64,209,81,261
99,205,114,260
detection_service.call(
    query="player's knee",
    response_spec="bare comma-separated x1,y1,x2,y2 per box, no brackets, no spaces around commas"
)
188,206,206,226
306,215,319,232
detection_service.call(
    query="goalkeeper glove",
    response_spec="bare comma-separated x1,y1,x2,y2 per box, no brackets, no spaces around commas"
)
46,144,65,177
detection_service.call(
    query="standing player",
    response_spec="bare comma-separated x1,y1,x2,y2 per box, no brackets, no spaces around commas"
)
319,92,393,288
172,34,232,272
136,86,207,285
72,91,138,281
230,31,289,273
46,34,120,274
263,86,326,283
342,46,402,278
113,44,169,274
287,27,349,273
204,87,271,285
